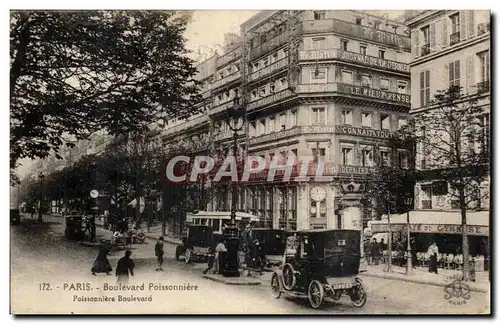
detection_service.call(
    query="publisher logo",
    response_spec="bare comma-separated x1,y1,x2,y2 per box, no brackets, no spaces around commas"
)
443,279,471,306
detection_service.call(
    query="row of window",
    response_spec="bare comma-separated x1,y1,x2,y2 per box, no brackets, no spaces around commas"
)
251,48,288,72
248,109,298,137
416,11,488,57
418,50,489,107
311,36,390,60
340,144,409,168
214,61,241,81
418,180,487,210
309,67,409,93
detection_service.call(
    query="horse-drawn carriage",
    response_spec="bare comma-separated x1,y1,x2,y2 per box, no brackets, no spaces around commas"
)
64,214,85,241
270,229,367,309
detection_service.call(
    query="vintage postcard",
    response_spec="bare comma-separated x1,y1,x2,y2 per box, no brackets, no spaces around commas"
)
10,9,491,315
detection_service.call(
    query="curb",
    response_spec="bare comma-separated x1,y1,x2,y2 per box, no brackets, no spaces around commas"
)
144,234,182,246
360,272,488,293
202,274,262,286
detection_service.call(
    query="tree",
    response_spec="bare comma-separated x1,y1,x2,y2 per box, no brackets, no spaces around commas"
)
361,127,417,270
10,10,201,173
413,85,489,280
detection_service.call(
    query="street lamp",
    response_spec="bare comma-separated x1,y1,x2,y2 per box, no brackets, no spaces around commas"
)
222,93,246,277
38,172,45,223
404,196,414,275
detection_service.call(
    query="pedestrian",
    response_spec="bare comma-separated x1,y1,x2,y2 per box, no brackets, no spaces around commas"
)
116,250,135,284
370,238,380,265
214,239,227,274
155,236,165,271
203,246,215,274
91,240,112,275
379,238,386,263
427,242,439,274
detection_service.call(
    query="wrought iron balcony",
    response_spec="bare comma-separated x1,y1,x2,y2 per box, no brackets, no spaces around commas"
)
301,18,411,51
248,57,288,82
450,32,460,46
477,81,490,94
421,44,430,56
211,71,241,90
250,30,293,60
246,88,295,111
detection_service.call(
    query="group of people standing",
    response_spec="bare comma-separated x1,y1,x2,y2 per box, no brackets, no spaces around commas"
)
90,235,166,282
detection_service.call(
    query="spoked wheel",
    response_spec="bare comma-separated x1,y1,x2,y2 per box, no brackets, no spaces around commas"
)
350,277,367,308
185,249,192,264
308,280,324,309
270,273,281,299
282,263,296,290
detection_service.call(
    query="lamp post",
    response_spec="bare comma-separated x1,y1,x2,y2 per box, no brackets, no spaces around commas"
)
38,172,45,223
404,196,414,275
222,94,245,277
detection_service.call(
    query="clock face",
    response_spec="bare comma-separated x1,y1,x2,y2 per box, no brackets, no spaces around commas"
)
90,190,99,199
310,186,326,202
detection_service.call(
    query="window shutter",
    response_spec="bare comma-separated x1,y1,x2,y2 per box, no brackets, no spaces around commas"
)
466,55,474,94
411,30,418,57
460,11,467,40
420,71,425,106
450,62,455,87
467,11,475,38
441,18,448,48
430,23,436,50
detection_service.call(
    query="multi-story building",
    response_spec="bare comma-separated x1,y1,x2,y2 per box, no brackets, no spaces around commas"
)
163,10,413,232
406,10,490,212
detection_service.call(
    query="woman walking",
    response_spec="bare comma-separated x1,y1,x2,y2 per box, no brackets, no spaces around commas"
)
91,240,112,275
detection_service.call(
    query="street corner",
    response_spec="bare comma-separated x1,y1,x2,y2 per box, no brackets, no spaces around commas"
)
202,273,262,286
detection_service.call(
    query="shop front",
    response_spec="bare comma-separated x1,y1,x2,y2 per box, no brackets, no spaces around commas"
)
370,210,489,271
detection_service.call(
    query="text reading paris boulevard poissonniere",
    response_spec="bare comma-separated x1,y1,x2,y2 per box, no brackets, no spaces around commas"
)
65,283,199,303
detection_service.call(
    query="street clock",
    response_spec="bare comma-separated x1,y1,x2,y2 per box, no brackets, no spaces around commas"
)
90,190,99,199
310,186,326,202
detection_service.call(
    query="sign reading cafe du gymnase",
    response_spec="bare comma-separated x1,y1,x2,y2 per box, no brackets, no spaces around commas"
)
371,223,489,236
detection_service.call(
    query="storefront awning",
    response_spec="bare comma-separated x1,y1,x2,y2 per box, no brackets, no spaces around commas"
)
370,210,490,236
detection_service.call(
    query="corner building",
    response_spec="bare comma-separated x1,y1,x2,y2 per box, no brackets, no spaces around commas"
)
164,10,412,231
405,11,490,256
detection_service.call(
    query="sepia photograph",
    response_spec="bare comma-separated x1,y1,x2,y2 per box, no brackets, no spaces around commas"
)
9,6,491,315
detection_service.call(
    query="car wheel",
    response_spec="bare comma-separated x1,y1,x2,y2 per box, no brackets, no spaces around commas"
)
282,263,296,290
350,277,367,308
270,273,281,299
308,280,324,309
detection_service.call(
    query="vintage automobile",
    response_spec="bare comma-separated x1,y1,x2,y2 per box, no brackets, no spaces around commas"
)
64,214,85,241
245,228,287,270
270,229,367,309
175,225,214,263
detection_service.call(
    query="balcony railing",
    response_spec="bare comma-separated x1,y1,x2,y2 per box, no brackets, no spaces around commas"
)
216,47,242,67
301,18,411,50
477,81,490,94
249,126,302,145
247,88,295,111
421,44,430,56
211,71,241,90
213,130,234,142
250,30,293,60
210,100,235,115
161,114,209,136
299,49,410,73
248,57,288,82
450,32,461,46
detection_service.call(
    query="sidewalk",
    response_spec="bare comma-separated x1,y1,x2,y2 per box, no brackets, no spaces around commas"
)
203,272,262,286
94,219,182,245
361,264,490,293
